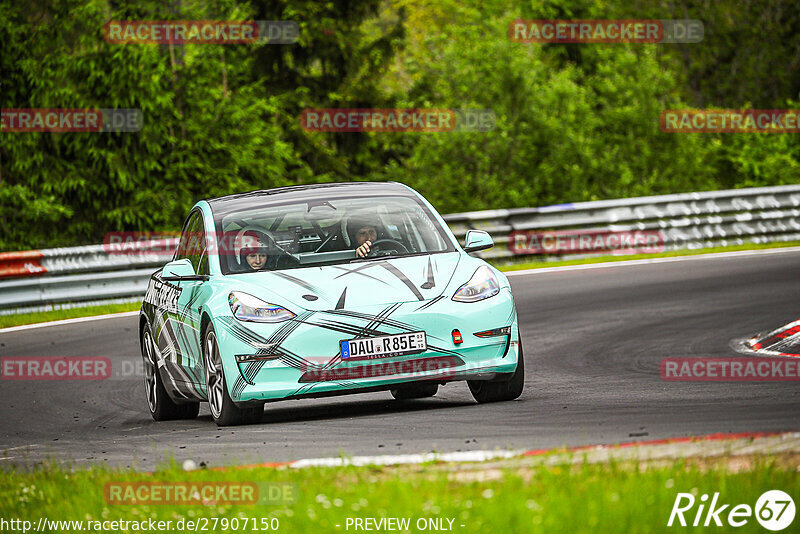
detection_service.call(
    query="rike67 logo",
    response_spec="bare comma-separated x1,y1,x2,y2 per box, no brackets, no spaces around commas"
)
668,490,795,530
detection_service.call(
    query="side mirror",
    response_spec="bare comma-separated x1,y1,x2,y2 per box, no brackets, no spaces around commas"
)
464,230,494,253
161,258,208,281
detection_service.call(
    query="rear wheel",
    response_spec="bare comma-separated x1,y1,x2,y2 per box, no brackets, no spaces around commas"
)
390,382,438,400
203,324,263,426
141,326,199,420
468,342,525,403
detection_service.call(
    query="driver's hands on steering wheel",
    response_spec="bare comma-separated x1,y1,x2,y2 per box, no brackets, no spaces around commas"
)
355,240,372,258
355,239,409,258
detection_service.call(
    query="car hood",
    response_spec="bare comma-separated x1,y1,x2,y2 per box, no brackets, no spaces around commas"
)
228,252,462,310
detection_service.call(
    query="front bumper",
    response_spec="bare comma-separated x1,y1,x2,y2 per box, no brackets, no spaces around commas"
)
213,288,519,403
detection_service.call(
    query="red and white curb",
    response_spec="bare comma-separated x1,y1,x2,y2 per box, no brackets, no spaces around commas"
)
743,317,800,358
216,431,800,471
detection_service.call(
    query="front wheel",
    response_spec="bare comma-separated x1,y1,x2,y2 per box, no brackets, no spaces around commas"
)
203,324,263,426
468,342,525,403
141,325,199,420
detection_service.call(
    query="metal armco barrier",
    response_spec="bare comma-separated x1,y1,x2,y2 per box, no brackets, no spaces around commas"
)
2,185,800,311
0,269,156,311
445,184,800,260
0,239,178,279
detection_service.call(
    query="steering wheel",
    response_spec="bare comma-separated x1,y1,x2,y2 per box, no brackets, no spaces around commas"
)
255,236,300,271
368,239,410,256
262,252,299,271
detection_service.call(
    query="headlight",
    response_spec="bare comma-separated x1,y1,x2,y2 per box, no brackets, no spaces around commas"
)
228,291,296,323
452,266,500,302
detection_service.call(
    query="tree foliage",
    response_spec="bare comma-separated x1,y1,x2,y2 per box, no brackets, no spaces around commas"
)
1,0,798,249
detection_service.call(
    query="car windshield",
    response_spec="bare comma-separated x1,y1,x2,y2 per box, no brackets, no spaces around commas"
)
213,194,454,274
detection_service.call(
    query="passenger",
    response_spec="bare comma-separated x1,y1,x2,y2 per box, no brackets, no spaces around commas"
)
236,230,271,271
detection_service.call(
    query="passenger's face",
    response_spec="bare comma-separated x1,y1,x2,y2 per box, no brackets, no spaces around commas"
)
356,226,377,246
246,251,267,269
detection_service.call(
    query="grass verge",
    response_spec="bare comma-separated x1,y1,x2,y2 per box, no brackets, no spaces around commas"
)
1,454,796,533
0,302,140,329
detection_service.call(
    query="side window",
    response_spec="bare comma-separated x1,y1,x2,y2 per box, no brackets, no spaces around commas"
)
175,211,207,274
174,212,199,261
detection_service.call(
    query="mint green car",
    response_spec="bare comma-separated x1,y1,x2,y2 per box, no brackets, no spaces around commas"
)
139,182,524,426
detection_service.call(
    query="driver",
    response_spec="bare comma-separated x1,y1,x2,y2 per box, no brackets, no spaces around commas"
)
235,230,271,271
346,215,379,258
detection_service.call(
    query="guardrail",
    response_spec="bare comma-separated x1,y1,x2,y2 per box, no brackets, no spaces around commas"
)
446,184,800,260
2,185,800,312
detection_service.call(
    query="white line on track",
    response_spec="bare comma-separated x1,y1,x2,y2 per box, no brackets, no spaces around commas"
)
2,444,40,451
0,311,139,334
289,449,523,468
505,246,800,277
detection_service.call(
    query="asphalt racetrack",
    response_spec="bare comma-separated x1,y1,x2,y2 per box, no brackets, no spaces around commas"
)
2,250,799,470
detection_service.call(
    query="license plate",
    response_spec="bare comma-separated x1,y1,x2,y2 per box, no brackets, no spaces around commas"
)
340,332,427,360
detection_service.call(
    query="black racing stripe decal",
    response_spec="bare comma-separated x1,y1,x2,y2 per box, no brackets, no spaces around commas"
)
506,307,516,325
415,295,446,311
222,311,311,349
223,313,314,395
424,344,463,358
421,257,435,289
333,262,383,279
302,318,393,340
328,308,417,331
379,262,424,301
335,288,347,310
177,289,204,322
172,315,197,369
234,345,313,396
286,383,318,397
331,265,391,285
356,303,400,338
160,319,180,362
238,360,268,394
222,320,269,346
322,351,342,370
222,300,467,394
242,305,408,383
272,271,319,293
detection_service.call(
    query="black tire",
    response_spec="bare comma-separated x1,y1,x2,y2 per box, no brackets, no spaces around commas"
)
203,323,263,426
468,342,525,403
141,325,200,420
390,382,439,400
